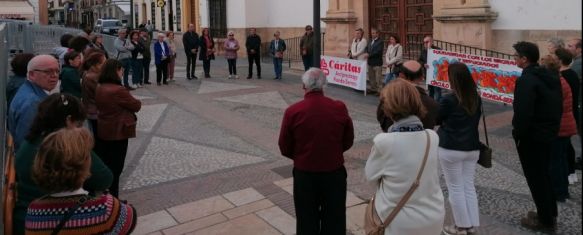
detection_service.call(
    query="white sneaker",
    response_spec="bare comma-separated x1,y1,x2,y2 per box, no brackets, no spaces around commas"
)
571,174,578,183
569,174,575,185
130,84,138,89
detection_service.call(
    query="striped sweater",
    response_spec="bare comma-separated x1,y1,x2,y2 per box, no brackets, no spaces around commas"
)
25,194,136,235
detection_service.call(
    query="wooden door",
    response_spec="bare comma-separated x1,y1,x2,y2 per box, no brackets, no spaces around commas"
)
369,0,433,59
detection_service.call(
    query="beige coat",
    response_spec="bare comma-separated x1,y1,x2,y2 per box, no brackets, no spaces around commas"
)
365,130,445,235
350,38,368,61
384,43,403,73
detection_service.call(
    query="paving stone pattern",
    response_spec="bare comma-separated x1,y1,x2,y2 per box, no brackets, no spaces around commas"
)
117,61,581,235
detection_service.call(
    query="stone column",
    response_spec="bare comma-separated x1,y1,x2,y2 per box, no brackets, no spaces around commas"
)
433,0,497,49
321,0,358,57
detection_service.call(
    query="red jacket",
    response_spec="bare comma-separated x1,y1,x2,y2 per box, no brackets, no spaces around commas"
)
95,83,142,140
559,77,577,137
278,91,354,172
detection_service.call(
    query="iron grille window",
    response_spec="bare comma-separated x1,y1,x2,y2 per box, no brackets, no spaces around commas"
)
161,3,165,30
150,2,155,27
208,0,226,38
175,0,181,31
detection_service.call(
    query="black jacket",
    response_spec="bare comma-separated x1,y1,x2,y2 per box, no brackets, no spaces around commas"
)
183,31,200,56
377,86,439,131
437,94,482,151
246,34,261,54
512,64,562,143
418,45,440,65
130,40,145,59
561,69,580,126
367,38,384,66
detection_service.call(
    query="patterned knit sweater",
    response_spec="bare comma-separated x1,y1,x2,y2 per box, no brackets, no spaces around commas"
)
25,193,136,235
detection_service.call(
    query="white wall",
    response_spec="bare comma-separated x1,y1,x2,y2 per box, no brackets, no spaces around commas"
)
265,0,328,28
227,0,246,28
490,0,582,30
199,0,208,27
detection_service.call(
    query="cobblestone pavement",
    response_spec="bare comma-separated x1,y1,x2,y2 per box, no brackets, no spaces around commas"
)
121,58,581,235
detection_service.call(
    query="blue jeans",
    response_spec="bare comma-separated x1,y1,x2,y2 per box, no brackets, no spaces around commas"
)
383,72,397,85
132,58,143,85
273,57,283,78
120,58,131,86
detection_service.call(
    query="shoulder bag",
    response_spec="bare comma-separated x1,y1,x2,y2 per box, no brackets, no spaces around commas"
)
364,130,431,235
478,99,492,168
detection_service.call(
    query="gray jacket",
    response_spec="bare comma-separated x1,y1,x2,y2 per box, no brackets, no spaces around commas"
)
114,37,134,60
571,55,582,79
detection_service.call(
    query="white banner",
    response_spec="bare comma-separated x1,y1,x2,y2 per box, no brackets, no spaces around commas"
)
320,56,367,91
426,49,521,104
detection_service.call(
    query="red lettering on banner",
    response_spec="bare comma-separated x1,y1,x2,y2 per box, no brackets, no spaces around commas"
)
480,91,513,104
430,80,450,89
329,60,362,73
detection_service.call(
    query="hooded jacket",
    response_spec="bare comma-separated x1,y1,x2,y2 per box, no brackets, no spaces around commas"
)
512,64,562,142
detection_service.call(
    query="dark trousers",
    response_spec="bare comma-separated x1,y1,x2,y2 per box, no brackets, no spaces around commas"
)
550,137,570,200
293,166,347,235
428,85,442,101
186,53,197,78
120,58,131,87
142,58,151,83
248,53,261,77
156,60,168,84
95,138,129,198
273,58,283,78
131,58,143,85
516,138,557,226
567,140,576,174
227,59,237,75
202,59,211,76
302,55,313,71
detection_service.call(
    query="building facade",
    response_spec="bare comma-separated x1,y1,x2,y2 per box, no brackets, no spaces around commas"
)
136,0,581,58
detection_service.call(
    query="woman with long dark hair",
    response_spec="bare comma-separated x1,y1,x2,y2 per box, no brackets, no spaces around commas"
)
199,27,215,78
13,93,113,235
437,63,482,235
130,30,145,87
95,59,142,197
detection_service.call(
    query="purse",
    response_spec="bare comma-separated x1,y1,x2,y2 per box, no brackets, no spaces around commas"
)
478,99,492,168
364,130,431,235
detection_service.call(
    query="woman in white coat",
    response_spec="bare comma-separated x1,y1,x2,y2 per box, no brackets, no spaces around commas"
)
349,28,368,61
365,79,445,235
383,34,403,84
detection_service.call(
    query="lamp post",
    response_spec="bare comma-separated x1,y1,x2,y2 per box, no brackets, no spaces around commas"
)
313,0,321,68
129,0,133,28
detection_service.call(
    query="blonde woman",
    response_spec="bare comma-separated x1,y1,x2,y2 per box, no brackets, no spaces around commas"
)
166,31,177,81
365,79,444,235
224,31,240,79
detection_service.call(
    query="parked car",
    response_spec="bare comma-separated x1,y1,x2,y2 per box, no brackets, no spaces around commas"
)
94,19,122,35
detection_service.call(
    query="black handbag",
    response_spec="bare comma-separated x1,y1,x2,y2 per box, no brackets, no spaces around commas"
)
478,100,492,168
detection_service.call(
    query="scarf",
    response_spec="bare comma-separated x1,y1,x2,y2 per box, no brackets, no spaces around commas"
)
387,115,424,133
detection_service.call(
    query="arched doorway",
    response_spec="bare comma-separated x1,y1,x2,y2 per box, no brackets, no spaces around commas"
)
368,0,433,58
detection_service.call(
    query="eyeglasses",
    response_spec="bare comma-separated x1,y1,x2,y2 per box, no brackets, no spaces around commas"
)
228,34,234,36
33,69,60,76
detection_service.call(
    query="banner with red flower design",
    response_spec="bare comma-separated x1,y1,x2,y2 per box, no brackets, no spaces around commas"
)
426,49,522,104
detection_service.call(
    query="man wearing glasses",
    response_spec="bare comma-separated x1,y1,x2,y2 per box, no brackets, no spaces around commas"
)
418,35,442,101
300,25,314,71
8,55,60,149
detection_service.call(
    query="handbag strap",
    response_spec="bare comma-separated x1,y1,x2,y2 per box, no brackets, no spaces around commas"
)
379,130,431,227
51,195,88,235
480,98,489,146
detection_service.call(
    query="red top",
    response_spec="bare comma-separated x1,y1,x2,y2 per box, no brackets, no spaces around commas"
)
278,91,354,172
559,77,577,137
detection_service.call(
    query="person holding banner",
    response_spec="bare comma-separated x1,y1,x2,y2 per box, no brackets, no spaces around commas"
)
384,34,403,85
366,28,385,94
512,41,562,233
348,28,367,61
436,63,482,235
419,36,442,101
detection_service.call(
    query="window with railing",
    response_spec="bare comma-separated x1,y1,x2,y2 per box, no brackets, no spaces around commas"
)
208,0,226,38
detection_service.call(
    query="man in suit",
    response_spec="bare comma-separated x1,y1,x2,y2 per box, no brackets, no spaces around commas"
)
154,33,170,85
139,29,152,84
419,35,442,101
246,28,262,79
366,28,384,94
183,23,200,80
270,31,287,80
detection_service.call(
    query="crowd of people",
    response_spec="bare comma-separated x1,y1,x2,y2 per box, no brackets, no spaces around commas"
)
3,20,581,234
279,35,582,235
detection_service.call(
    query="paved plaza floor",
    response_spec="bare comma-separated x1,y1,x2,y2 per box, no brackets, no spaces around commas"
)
120,58,581,235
